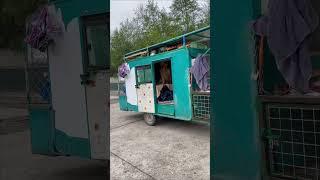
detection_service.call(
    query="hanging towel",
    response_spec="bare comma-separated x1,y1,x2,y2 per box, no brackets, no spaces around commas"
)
25,5,64,52
190,55,210,91
118,63,130,78
251,0,319,93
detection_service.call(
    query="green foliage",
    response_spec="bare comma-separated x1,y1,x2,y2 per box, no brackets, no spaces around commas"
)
110,0,210,75
0,0,47,50
170,0,200,32
197,0,210,28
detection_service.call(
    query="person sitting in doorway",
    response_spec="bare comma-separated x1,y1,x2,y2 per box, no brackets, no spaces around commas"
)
157,61,173,102
159,61,172,85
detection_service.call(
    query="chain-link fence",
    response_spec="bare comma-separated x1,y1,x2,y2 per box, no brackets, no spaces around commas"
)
26,48,51,104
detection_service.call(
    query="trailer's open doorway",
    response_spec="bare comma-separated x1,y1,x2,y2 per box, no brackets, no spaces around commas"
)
154,60,174,104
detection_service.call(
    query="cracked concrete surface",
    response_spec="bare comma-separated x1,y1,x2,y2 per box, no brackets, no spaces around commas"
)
110,100,210,180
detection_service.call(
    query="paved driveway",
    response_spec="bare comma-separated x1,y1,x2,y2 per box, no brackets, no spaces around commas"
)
0,130,108,180
0,93,108,180
110,99,210,180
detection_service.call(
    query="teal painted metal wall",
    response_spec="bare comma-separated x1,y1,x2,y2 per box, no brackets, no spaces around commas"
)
127,48,193,120
29,107,55,155
29,0,109,159
51,0,109,24
211,0,262,179
55,129,91,158
29,107,91,158
119,95,128,111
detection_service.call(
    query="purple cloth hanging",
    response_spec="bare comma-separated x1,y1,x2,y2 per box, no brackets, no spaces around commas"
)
252,0,319,93
118,63,130,78
25,5,63,52
190,55,210,91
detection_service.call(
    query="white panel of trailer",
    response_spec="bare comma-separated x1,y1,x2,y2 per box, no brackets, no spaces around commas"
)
49,18,89,139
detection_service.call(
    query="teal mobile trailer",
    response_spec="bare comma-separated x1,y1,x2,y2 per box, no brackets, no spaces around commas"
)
211,0,320,179
25,0,109,160
119,27,210,125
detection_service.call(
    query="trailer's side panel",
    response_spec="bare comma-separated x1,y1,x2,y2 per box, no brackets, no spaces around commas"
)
126,48,192,120
171,49,192,120
29,106,55,155
124,67,138,109
211,0,262,179
85,71,109,160
48,16,90,158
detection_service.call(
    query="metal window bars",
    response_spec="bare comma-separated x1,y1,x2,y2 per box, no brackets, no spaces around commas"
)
192,92,210,120
265,103,320,179
25,47,51,104
190,62,211,121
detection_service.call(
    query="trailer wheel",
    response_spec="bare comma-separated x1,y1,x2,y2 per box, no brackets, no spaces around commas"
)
144,113,156,126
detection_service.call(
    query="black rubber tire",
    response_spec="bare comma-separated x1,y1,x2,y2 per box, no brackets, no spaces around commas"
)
144,113,156,126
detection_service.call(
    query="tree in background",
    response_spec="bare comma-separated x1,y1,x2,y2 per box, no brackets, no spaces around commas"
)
111,19,137,72
170,0,200,32
111,0,210,75
0,0,46,50
198,0,210,28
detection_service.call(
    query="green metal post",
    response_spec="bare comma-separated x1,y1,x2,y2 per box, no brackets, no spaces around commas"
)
211,0,261,179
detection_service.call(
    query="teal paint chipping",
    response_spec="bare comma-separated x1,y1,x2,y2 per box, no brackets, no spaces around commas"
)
28,0,109,160
55,129,91,158
211,0,261,179
29,107,90,158
127,103,138,112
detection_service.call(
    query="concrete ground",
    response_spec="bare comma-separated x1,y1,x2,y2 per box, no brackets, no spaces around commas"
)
0,92,108,180
0,131,108,180
0,90,209,179
110,96,210,180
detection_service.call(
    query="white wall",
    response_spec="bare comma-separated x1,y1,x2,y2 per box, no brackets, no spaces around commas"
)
49,17,89,139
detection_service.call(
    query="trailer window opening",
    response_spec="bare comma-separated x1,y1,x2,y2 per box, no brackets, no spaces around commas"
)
82,13,109,70
154,60,174,104
136,65,152,84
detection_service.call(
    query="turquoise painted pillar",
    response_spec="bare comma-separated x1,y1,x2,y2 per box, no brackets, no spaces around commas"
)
211,0,261,179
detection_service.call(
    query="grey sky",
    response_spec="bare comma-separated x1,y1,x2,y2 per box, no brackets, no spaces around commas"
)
111,0,209,32
111,0,173,32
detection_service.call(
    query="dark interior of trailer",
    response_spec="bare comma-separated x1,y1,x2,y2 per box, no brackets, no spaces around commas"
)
154,60,174,104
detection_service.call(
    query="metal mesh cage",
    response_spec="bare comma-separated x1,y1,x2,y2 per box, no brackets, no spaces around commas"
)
118,82,126,96
265,103,320,179
26,48,51,104
192,92,210,120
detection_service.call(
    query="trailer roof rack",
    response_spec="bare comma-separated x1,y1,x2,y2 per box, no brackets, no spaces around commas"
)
124,26,210,60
